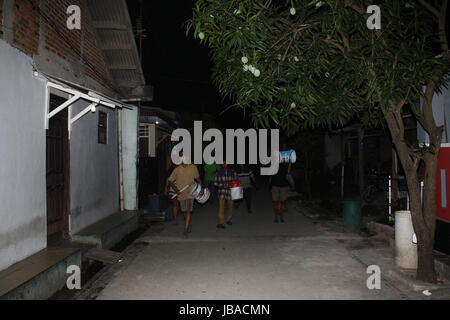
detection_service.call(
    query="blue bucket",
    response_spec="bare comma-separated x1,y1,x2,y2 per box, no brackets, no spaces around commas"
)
280,150,296,163
148,195,160,212
342,201,361,230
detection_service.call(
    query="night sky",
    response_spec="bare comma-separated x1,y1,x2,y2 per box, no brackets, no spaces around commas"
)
127,0,250,130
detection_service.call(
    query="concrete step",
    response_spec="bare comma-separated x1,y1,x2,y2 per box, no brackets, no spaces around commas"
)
71,211,139,249
0,248,81,300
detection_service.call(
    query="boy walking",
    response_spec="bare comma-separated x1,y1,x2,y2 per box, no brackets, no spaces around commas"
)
203,162,220,203
214,162,238,228
168,156,204,236
235,164,258,213
270,163,291,223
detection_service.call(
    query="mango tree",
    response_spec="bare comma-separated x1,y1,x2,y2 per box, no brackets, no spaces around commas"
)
187,0,449,282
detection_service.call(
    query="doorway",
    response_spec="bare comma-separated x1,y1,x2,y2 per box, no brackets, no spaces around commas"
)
46,94,70,246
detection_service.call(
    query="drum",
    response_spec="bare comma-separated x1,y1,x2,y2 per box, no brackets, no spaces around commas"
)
168,182,178,202
196,188,210,204
279,149,296,163
229,181,243,200
188,182,211,204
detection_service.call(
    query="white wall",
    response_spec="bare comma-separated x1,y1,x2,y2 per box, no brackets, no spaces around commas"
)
418,85,450,144
0,40,47,271
121,107,139,210
69,100,120,234
324,133,342,170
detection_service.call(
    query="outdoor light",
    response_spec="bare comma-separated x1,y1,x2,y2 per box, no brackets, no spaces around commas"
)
91,105,97,113
156,121,159,125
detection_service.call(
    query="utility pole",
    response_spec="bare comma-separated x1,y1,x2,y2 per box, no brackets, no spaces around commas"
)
135,0,146,63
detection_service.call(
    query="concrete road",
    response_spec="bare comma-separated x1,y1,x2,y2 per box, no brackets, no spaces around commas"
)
90,187,442,300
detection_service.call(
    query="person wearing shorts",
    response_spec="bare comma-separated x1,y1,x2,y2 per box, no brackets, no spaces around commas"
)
270,162,291,223
168,156,203,236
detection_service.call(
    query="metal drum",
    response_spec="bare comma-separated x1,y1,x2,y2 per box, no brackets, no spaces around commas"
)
195,188,210,204
188,182,211,204
168,184,178,202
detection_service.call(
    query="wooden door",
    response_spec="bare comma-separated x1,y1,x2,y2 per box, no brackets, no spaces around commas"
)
46,95,70,244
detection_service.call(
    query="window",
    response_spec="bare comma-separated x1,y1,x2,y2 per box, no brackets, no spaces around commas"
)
139,124,150,156
98,111,108,144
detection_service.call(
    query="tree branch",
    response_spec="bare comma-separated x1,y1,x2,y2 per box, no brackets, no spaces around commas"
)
340,32,350,53
323,39,345,54
439,0,449,52
421,74,440,131
418,0,440,18
344,1,365,15
282,31,298,62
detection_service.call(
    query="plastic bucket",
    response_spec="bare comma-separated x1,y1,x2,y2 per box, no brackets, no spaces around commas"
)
280,150,296,163
342,201,361,230
395,210,417,269
229,181,243,200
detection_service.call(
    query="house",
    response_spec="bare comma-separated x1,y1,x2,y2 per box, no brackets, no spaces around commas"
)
0,0,150,298
138,106,180,210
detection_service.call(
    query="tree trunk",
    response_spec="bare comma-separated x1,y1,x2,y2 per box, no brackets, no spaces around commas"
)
358,127,366,204
384,103,440,283
393,140,438,283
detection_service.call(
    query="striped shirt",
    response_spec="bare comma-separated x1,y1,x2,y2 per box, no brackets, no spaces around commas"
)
237,166,254,189
214,168,238,200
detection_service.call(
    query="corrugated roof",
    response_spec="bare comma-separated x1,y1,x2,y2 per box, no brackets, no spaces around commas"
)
86,0,145,98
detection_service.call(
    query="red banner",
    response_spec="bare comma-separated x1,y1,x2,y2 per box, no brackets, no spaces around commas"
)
436,145,450,222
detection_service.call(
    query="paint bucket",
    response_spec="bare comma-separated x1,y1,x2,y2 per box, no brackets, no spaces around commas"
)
188,182,211,204
279,149,296,163
229,181,243,200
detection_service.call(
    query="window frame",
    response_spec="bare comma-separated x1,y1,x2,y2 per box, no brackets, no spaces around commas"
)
98,111,108,145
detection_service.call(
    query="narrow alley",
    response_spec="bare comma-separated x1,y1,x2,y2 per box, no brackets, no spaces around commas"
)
75,187,448,300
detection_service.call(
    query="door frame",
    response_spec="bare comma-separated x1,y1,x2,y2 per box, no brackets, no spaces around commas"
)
46,93,71,244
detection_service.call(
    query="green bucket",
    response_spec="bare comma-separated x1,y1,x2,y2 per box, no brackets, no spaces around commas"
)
342,201,361,230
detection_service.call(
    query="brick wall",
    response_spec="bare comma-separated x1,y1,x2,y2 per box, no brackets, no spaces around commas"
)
44,0,82,62
43,0,112,90
6,0,113,92
13,0,40,55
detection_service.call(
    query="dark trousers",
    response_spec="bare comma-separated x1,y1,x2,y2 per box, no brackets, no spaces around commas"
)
235,188,253,212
